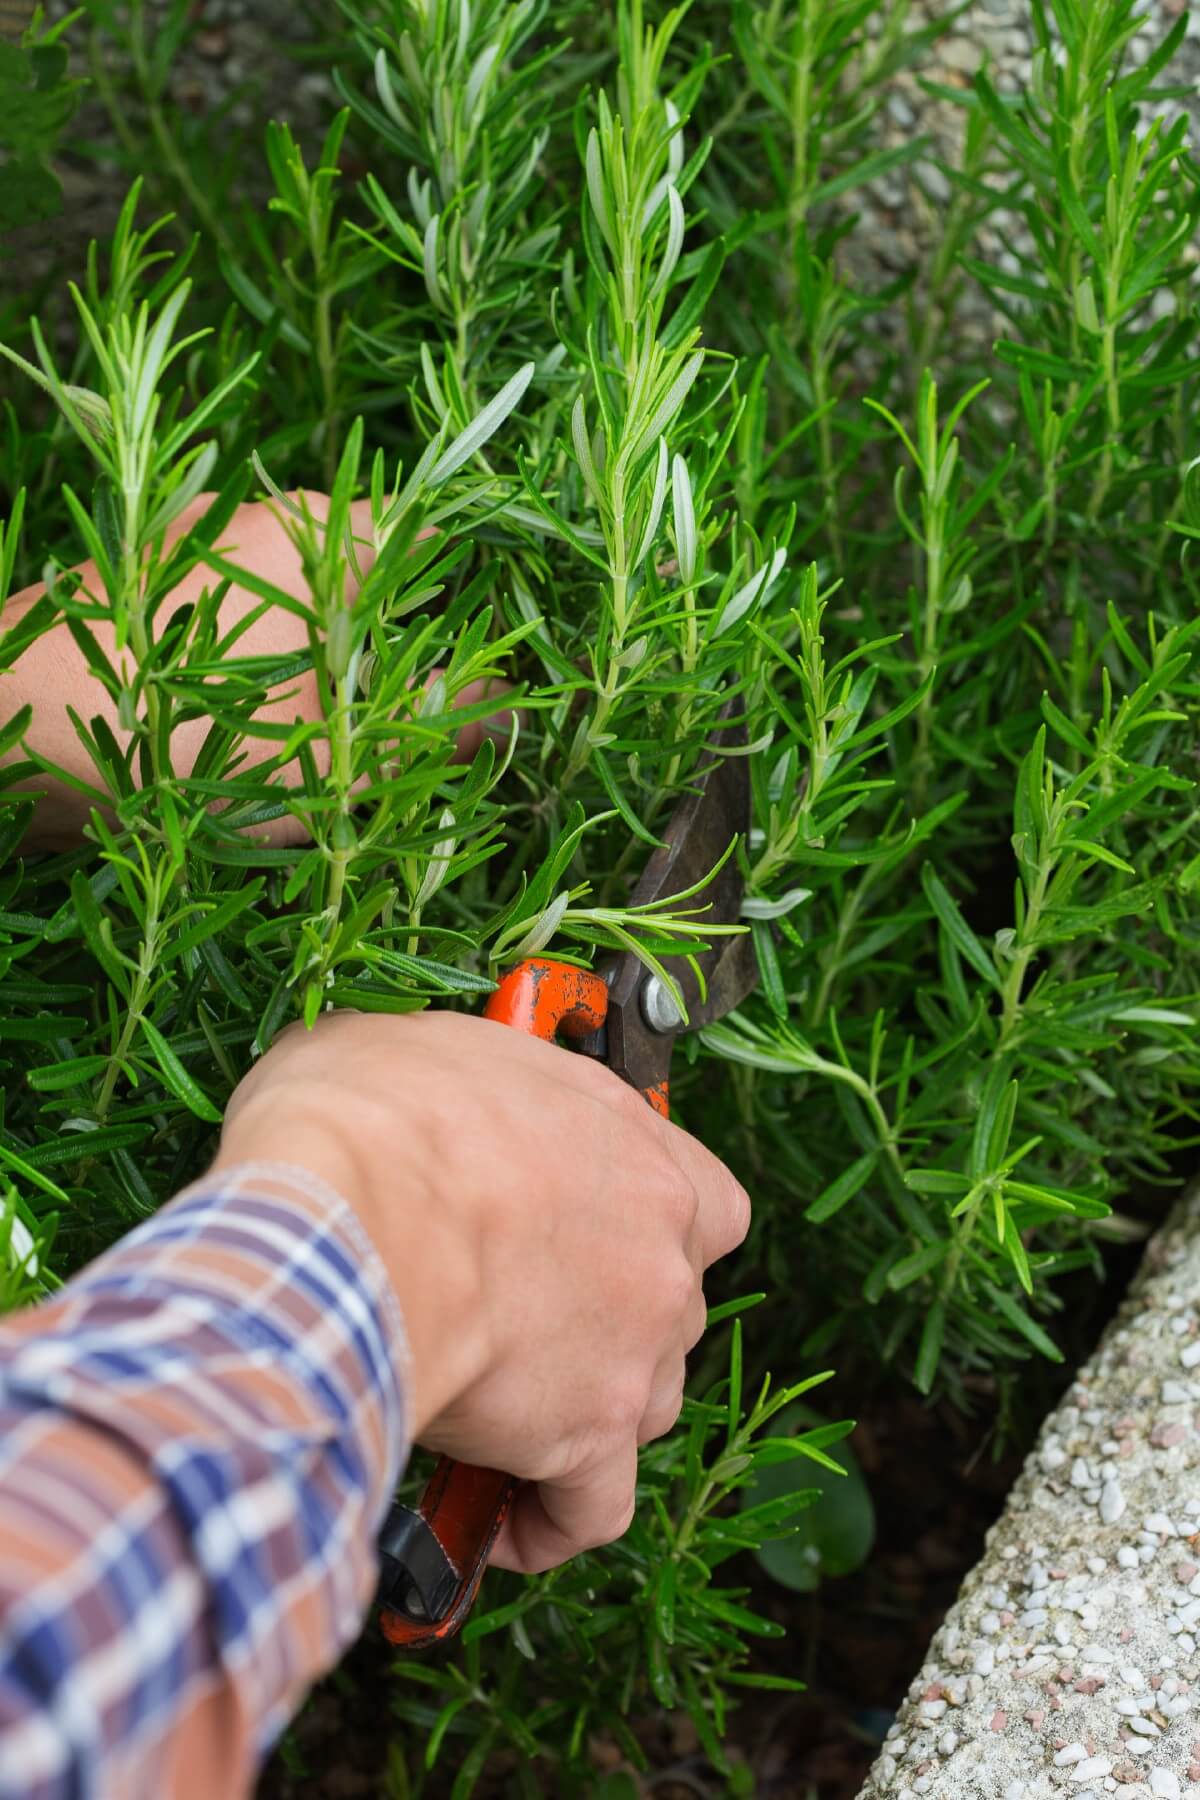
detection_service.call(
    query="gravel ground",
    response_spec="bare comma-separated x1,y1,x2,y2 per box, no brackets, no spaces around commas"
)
859,1181,1200,1800
2,0,333,298
847,0,1200,346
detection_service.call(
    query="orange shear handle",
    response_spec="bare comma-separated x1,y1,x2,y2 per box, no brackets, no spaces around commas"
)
483,955,609,1040
485,956,669,1116
379,958,610,1651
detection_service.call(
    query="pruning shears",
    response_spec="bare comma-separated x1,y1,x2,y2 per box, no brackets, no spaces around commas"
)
376,704,757,1650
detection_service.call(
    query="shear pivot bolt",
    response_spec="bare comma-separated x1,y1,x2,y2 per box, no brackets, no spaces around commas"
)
641,974,683,1034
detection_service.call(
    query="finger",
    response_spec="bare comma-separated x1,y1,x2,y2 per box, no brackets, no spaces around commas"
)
637,1354,686,1445
488,1442,639,1575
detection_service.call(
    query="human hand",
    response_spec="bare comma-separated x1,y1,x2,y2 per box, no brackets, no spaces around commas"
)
2,492,511,849
211,1008,751,1574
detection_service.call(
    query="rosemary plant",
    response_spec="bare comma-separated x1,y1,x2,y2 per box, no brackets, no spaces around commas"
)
3,0,1200,1785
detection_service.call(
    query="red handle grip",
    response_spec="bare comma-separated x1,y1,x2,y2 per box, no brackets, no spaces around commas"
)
378,1460,517,1649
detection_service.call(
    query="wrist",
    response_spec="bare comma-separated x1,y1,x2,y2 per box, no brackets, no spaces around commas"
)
213,1092,489,1440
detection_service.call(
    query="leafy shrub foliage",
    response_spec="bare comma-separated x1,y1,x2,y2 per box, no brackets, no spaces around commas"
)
2,0,1200,1784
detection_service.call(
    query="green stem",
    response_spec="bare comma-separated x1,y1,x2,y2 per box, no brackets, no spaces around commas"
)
324,672,356,933
96,903,161,1123
314,285,339,490
999,858,1051,1044
911,508,944,807
1087,310,1120,523
785,0,816,276
811,872,872,1028
812,352,843,567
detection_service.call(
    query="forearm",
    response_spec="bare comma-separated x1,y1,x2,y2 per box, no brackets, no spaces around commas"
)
0,1163,409,1799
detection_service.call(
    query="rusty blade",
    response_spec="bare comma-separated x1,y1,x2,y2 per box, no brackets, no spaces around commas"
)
599,707,757,1098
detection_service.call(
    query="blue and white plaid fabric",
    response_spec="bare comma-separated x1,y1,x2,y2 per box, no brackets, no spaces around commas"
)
0,1162,410,1798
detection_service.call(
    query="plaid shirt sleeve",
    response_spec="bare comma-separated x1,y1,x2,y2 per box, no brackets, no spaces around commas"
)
0,1160,411,1800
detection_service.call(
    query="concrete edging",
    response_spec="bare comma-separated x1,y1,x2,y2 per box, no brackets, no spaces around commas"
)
859,1188,1200,1800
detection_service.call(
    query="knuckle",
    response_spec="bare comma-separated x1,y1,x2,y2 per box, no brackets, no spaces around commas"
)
651,1161,699,1236
606,1375,649,1438
613,1069,655,1122
721,1173,752,1249
641,1382,686,1444
591,1492,637,1549
577,1054,635,1111
659,1255,697,1324
684,1287,708,1351
611,1494,637,1541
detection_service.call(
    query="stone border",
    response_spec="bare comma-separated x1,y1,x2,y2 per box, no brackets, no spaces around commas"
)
859,1187,1200,1800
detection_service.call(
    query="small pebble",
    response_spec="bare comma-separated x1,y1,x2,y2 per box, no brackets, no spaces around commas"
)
1154,1424,1190,1449
1074,1758,1114,1781
1180,1342,1200,1369
1102,1481,1128,1524
1150,1773,1182,1800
